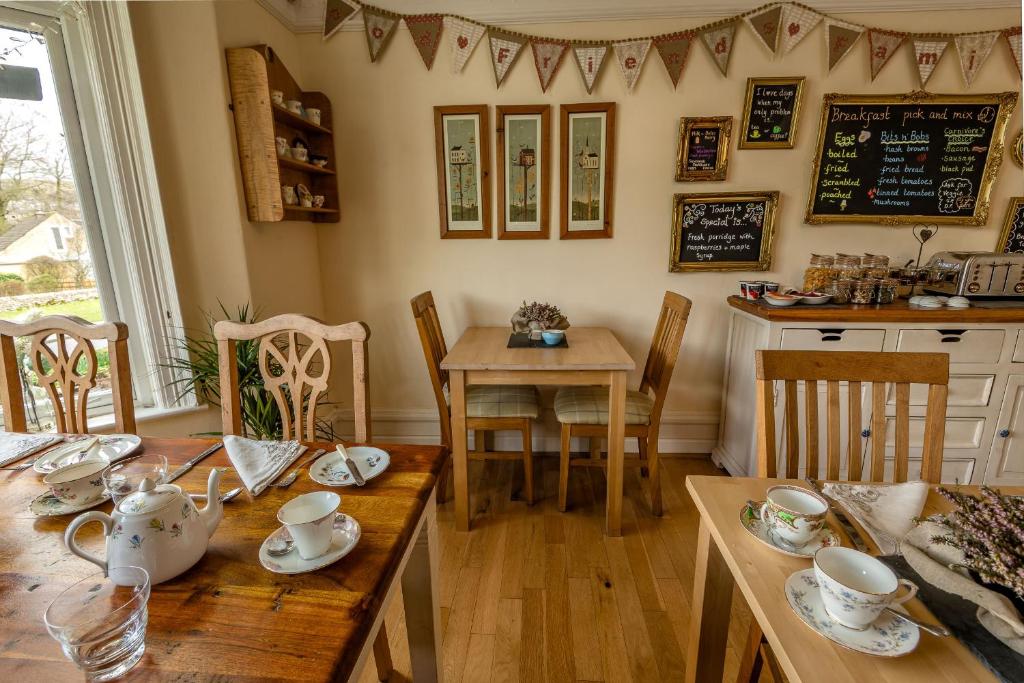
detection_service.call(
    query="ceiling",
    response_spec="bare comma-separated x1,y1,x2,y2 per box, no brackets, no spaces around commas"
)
257,0,1022,34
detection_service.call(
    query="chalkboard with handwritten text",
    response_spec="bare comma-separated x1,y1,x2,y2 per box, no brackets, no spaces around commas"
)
670,192,779,272
740,77,804,149
676,117,731,181
997,198,1024,254
806,92,1017,225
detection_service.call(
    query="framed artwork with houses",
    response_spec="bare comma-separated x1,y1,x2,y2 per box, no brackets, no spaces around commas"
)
560,102,615,239
433,105,491,238
497,105,551,239
675,116,731,181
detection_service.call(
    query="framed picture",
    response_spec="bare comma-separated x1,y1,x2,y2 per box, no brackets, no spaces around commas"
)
676,116,731,181
739,77,805,149
669,191,779,272
497,105,550,239
560,102,615,239
434,105,491,238
996,197,1024,253
1013,131,1023,168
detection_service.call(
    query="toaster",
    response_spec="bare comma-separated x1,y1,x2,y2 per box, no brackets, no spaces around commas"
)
922,251,1024,298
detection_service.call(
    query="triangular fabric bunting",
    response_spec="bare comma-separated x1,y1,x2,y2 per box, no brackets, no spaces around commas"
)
612,39,651,91
868,29,906,80
362,7,399,63
913,37,950,86
825,19,864,71
445,17,485,74
745,4,782,55
700,22,737,76
488,29,527,87
955,32,999,86
653,32,693,88
572,44,608,94
531,39,569,92
323,0,359,41
405,14,445,69
1004,28,1022,76
779,3,823,54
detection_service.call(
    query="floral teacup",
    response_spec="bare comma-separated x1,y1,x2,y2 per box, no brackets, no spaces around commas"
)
43,460,108,505
759,485,827,548
813,546,918,630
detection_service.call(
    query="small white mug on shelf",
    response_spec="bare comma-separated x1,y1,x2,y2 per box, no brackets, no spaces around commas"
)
305,108,321,126
281,185,297,206
312,195,325,208
275,137,289,158
285,99,303,115
292,147,308,162
270,90,284,106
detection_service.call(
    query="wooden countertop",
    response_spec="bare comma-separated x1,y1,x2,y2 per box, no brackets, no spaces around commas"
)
728,295,1024,323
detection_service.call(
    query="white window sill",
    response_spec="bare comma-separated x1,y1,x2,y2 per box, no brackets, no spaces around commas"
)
89,402,209,433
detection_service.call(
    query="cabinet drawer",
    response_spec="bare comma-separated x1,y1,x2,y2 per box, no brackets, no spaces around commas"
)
895,329,1003,363
883,416,985,450
1013,330,1024,362
888,374,995,407
780,328,885,352
879,458,975,484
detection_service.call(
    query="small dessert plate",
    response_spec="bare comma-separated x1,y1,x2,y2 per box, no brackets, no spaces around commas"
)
740,501,841,558
309,447,390,487
259,513,361,574
30,490,111,517
33,435,142,474
785,569,919,657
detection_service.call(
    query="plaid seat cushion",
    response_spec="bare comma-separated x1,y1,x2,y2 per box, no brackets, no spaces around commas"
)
553,386,653,425
465,385,540,419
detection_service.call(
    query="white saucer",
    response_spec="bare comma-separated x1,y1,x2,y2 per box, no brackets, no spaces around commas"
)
33,435,142,474
259,513,361,574
309,447,390,487
785,569,919,657
29,490,111,517
740,501,841,558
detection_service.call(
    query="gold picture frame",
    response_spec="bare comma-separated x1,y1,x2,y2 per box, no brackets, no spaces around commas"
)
805,90,1018,226
738,77,805,149
669,191,779,272
996,196,1024,253
1013,131,1023,168
675,116,731,182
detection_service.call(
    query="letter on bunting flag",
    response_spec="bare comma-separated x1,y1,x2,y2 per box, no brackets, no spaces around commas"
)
868,29,906,80
825,19,863,71
955,32,999,86
446,17,485,74
913,37,949,86
531,39,569,92
653,33,693,88
613,39,651,91
323,0,359,41
745,5,782,55
489,30,527,87
363,8,399,63
700,22,737,76
572,44,608,94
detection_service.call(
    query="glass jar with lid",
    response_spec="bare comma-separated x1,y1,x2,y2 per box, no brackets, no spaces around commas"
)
862,254,891,280
827,278,854,304
876,278,899,304
851,279,877,304
803,254,836,292
834,255,864,280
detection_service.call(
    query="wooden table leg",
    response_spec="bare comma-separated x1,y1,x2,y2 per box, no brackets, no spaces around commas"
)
402,492,441,682
605,370,626,536
685,518,735,683
450,369,470,532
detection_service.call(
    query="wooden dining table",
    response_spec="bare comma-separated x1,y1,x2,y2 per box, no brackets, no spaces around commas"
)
441,326,635,536
684,475,1023,683
0,436,447,682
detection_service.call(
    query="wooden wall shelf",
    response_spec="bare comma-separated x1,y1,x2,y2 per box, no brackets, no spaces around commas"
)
225,45,339,224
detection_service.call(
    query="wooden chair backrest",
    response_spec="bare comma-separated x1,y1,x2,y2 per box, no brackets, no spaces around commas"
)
755,350,949,483
410,291,452,448
637,291,692,427
214,314,370,442
0,315,135,434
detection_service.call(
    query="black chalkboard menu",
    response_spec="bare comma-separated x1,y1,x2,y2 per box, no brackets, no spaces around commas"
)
670,191,779,272
740,77,805,149
676,116,731,182
998,197,1024,253
806,91,1017,225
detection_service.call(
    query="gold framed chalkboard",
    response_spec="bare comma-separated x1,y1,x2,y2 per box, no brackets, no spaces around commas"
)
739,77,805,149
805,90,1018,226
675,116,731,182
669,191,779,272
996,197,1024,253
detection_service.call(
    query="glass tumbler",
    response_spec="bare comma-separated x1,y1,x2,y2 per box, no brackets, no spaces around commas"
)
43,566,151,681
102,454,168,504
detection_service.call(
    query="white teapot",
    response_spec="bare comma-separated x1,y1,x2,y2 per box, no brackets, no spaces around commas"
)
65,469,223,585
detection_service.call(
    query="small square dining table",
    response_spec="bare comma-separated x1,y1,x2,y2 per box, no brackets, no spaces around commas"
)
441,326,635,536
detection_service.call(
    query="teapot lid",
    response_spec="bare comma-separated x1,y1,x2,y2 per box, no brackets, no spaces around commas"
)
116,477,180,515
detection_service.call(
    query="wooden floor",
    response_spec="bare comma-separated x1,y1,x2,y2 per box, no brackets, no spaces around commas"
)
358,454,769,683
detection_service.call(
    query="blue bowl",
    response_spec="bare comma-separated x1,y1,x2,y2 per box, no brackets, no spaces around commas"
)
541,330,564,345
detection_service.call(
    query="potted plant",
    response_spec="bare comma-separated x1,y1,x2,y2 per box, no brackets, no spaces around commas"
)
511,301,569,340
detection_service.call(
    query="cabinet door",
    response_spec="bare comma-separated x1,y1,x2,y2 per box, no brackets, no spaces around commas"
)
986,374,1024,485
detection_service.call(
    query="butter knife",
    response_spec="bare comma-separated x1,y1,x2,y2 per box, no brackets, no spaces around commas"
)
806,477,869,553
166,442,223,483
336,444,365,486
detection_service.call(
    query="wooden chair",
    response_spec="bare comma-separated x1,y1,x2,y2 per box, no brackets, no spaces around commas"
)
738,349,950,683
554,291,691,516
411,291,539,505
0,315,135,434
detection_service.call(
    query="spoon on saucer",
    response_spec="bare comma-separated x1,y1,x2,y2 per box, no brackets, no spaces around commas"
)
266,529,294,557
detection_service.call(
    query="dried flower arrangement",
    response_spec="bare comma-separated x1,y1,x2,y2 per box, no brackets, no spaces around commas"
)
511,301,569,335
932,485,1024,600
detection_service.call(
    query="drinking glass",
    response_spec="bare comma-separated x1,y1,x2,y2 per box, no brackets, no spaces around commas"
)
44,566,151,681
102,454,168,504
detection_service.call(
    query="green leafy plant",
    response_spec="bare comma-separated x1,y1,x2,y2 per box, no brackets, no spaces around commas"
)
26,274,59,293
0,272,24,282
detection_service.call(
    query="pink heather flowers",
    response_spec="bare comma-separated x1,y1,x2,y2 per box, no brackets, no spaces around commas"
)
516,301,564,329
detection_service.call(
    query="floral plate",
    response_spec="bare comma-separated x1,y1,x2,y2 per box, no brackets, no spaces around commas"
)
740,501,841,558
258,513,361,575
785,569,919,657
309,447,390,487
30,490,111,517
33,434,142,474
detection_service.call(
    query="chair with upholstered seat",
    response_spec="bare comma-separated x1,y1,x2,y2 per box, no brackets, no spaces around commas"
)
411,291,539,504
554,291,691,516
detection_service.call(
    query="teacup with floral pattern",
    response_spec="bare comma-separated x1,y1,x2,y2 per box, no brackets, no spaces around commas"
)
813,546,918,630
759,485,828,548
43,460,107,505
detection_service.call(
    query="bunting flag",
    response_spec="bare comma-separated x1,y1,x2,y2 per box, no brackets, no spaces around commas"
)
488,29,527,87
612,39,651,91
745,4,783,55
405,14,444,69
955,32,999,86
572,44,608,94
700,22,737,76
825,19,864,71
780,3,823,54
868,29,906,80
913,37,950,86
445,17,485,74
363,8,399,62
1005,27,1023,76
653,32,693,88
323,0,359,41
531,39,569,92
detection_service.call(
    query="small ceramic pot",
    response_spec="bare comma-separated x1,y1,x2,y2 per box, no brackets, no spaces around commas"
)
309,155,328,168
541,329,564,345
305,108,321,126
282,185,297,206
292,147,309,162
275,137,290,158
278,492,339,560
285,100,303,115
44,460,108,505
814,547,918,630
312,195,325,208
271,90,284,106
300,196,313,208
759,485,827,548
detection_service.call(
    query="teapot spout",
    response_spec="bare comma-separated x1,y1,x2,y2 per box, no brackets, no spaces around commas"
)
198,467,224,537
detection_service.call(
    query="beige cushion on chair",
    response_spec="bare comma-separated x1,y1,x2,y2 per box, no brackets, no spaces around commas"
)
553,386,654,425
465,385,540,419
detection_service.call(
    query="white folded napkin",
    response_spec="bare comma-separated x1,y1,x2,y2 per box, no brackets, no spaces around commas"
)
0,431,62,466
823,481,929,555
223,435,306,496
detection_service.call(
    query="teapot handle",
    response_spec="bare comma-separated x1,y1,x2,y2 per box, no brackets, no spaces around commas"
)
65,511,113,576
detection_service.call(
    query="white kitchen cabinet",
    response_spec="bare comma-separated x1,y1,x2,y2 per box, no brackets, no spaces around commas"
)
985,374,1024,485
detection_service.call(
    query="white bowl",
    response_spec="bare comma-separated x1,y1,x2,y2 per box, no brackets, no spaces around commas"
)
763,295,799,307
800,294,832,305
